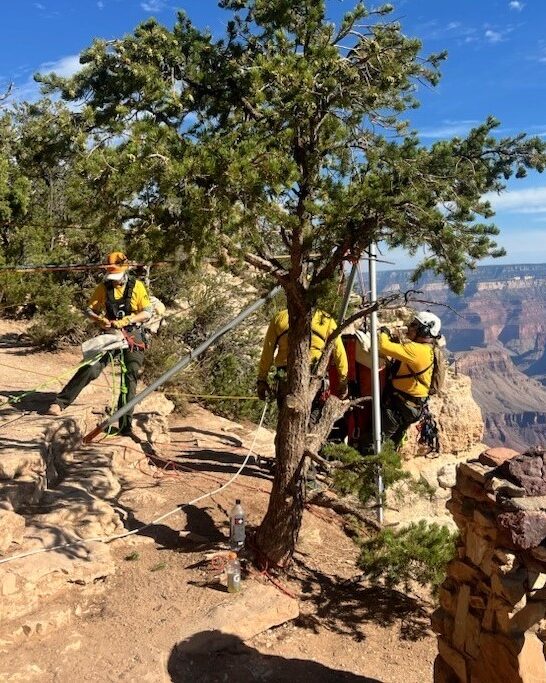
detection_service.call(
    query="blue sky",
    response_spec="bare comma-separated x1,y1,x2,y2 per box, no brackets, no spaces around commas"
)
2,0,546,269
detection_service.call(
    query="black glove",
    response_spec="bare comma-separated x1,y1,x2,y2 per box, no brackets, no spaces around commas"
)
257,380,270,401
379,326,392,338
337,379,349,399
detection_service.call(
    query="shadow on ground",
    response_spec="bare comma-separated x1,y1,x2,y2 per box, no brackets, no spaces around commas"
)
125,504,226,551
0,389,56,413
168,630,382,683
293,559,432,642
0,331,32,350
170,426,244,448
169,447,272,482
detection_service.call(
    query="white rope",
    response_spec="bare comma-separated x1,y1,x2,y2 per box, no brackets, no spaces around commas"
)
0,402,269,566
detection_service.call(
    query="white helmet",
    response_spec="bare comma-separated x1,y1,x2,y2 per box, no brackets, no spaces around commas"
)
413,311,441,338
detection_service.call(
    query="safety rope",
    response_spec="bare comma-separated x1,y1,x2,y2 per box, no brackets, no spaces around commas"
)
0,402,269,566
0,359,112,390
118,353,129,432
0,260,178,274
0,352,105,409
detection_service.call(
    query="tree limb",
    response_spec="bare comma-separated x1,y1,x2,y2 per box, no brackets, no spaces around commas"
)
307,490,382,532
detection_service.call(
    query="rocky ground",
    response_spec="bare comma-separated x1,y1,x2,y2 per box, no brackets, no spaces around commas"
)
0,320,442,683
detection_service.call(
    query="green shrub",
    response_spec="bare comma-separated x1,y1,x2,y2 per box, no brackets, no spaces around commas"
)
142,270,277,426
27,305,87,348
358,520,457,593
322,440,410,505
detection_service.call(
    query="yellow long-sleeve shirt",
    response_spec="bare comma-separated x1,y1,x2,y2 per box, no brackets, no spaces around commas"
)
379,332,434,398
258,309,348,382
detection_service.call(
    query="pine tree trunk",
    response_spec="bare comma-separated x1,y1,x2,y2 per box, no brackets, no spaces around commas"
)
255,302,313,566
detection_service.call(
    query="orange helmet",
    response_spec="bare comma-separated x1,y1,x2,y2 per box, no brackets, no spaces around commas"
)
105,251,129,281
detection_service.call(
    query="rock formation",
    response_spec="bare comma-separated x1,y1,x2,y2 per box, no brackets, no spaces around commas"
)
0,393,173,637
433,448,546,683
457,348,546,451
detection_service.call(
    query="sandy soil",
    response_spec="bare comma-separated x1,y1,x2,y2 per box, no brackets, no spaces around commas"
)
0,320,436,682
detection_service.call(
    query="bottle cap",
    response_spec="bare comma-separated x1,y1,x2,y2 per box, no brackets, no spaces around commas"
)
235,499,241,505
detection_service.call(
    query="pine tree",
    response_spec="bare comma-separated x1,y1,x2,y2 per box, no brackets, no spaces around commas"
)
38,1,546,564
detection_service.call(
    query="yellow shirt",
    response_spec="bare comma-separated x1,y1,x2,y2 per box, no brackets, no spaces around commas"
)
379,333,434,398
88,279,152,317
258,309,348,382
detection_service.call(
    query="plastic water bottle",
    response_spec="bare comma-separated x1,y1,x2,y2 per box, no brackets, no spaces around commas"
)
226,557,241,593
229,499,246,550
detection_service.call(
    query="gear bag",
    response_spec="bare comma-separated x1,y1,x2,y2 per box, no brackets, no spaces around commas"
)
417,403,440,453
81,331,128,363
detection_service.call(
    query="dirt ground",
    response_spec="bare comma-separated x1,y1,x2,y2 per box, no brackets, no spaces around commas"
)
0,321,436,682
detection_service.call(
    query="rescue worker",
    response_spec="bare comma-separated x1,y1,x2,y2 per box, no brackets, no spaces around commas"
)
47,252,152,435
257,308,349,406
378,311,442,448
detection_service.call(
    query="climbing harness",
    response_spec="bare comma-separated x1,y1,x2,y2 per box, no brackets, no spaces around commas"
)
105,275,137,321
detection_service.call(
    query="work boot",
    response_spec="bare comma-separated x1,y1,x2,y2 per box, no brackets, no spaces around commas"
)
46,403,62,416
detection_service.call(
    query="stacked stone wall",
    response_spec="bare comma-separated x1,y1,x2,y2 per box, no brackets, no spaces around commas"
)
433,447,546,683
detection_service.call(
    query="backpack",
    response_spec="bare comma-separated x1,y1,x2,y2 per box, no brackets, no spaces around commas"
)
429,343,447,396
143,296,166,334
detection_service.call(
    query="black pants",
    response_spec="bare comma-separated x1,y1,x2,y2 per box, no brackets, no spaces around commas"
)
56,348,144,429
381,392,424,448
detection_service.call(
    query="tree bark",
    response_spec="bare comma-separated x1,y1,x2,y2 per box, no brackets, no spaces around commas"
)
255,301,313,566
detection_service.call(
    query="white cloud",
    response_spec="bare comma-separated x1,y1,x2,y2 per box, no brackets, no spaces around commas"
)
483,187,546,214
484,24,515,44
40,54,82,79
12,54,82,102
485,29,503,44
419,120,480,139
509,1,524,11
34,2,45,9
140,0,166,11
97,0,104,8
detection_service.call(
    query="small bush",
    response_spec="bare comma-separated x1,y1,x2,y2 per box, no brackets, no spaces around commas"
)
27,305,87,348
142,269,277,426
358,520,457,593
322,440,410,505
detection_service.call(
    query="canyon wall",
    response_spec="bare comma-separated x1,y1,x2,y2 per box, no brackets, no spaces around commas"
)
375,264,546,449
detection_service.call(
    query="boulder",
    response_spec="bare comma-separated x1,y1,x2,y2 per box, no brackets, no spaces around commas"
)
176,581,299,654
133,414,170,446
0,508,25,553
498,510,546,551
438,463,457,490
498,451,546,497
480,447,520,468
135,392,174,417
